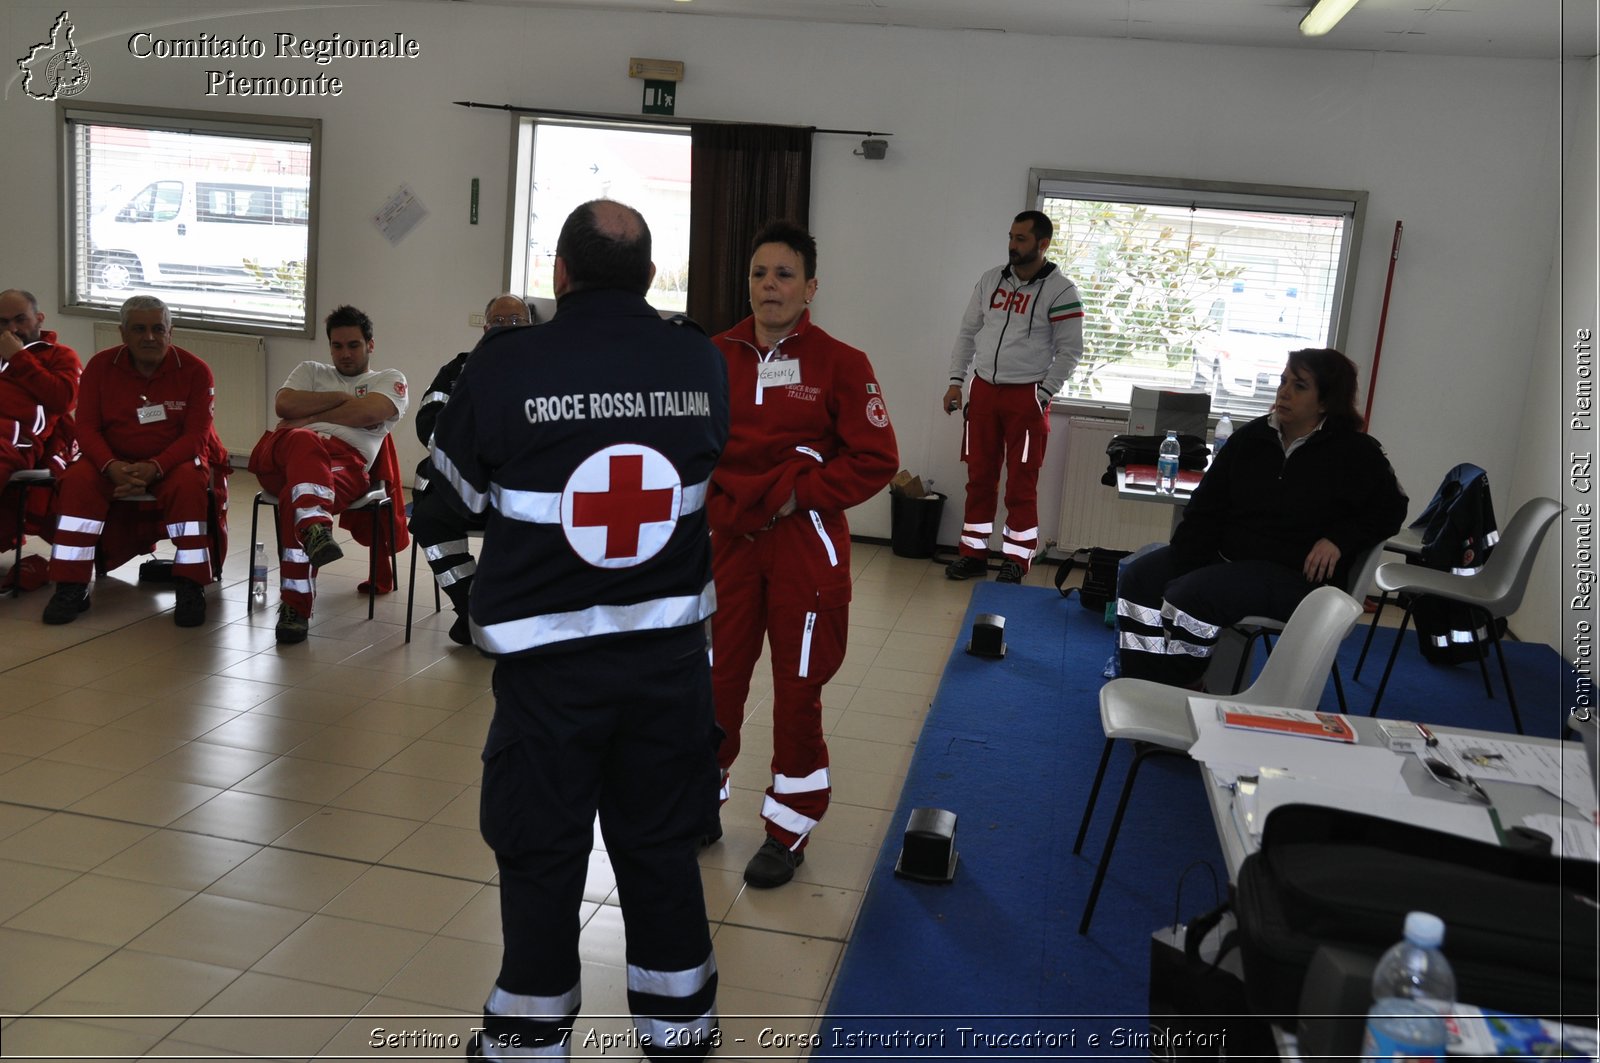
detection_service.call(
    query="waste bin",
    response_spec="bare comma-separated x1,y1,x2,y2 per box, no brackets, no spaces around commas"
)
889,491,946,559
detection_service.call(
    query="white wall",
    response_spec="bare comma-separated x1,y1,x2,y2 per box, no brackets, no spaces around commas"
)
0,1,1582,631
1515,57,1598,654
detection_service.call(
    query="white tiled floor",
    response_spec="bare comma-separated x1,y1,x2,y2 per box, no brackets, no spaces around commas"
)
0,470,1062,1061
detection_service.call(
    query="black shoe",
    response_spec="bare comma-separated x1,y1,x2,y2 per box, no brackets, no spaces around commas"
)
448,613,473,646
300,522,344,569
174,578,207,627
996,560,1025,584
744,836,803,888
275,603,309,645
42,582,90,625
945,555,988,581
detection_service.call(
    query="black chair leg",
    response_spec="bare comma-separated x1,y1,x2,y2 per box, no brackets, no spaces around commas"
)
1367,600,1416,718
1073,738,1115,855
1080,744,1182,936
1466,615,1494,699
404,535,420,643
248,497,262,615
1485,611,1523,734
1354,591,1391,680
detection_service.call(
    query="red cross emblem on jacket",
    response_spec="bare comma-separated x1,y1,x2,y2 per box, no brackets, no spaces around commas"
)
562,444,683,568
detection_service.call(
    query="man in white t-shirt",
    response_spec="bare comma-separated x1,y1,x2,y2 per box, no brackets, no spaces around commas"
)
247,304,408,644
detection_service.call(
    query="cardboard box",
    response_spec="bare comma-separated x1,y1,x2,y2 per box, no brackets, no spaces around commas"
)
1127,387,1211,438
890,469,927,498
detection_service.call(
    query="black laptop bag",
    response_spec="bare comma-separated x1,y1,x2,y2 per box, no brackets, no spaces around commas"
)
1233,804,1598,1022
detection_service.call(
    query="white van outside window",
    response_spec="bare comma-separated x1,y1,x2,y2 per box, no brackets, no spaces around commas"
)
62,102,320,337
91,175,311,292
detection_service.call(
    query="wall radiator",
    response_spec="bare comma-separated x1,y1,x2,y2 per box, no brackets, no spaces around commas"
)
93,322,266,460
1056,415,1175,553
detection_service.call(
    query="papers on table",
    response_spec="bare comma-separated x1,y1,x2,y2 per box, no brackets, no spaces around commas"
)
1243,774,1501,846
1432,733,1599,815
1189,701,1405,789
1187,698,1592,857
1523,813,1600,861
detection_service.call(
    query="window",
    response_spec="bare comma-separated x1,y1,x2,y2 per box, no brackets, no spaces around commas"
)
1032,170,1366,421
508,118,691,313
61,102,320,336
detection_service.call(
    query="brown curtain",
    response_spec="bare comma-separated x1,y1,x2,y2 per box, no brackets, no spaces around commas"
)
687,123,813,337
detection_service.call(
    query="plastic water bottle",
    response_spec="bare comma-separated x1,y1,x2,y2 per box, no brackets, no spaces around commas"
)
250,542,268,607
1156,430,1181,494
1361,911,1457,1061
1213,414,1233,455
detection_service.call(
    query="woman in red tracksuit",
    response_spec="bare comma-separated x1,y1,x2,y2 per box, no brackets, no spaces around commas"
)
708,220,899,889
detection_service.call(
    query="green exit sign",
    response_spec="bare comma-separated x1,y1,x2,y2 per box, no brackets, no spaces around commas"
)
642,79,676,115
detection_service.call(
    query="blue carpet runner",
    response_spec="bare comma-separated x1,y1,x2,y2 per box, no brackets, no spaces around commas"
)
814,582,1574,1055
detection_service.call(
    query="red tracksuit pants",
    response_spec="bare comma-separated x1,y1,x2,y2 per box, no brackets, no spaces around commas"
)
250,428,369,617
49,459,214,585
710,508,851,852
959,376,1049,572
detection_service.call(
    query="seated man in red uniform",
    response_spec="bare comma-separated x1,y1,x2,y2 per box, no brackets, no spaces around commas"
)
248,304,407,645
0,288,81,579
44,295,217,627
0,288,80,484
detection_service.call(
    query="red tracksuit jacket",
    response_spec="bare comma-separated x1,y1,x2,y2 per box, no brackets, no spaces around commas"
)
76,344,215,474
0,331,80,446
708,311,898,538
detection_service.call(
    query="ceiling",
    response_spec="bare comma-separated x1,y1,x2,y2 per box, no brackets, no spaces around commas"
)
437,0,1598,61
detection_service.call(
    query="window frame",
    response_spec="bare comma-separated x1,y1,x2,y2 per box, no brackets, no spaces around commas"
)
1029,168,1368,420
58,100,321,339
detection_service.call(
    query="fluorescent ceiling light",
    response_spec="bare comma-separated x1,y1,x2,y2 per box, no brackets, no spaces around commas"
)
1299,0,1360,37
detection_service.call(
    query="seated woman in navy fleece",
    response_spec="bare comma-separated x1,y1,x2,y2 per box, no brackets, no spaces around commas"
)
1115,347,1407,688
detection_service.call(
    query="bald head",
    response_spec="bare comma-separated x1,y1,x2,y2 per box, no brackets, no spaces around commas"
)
483,294,532,331
554,199,654,296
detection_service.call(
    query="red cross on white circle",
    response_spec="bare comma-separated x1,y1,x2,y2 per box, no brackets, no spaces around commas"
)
561,444,682,568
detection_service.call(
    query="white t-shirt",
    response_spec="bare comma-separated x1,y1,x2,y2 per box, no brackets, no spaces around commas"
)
280,360,408,467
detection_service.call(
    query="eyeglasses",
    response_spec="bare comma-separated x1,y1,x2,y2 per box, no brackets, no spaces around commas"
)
488,315,528,327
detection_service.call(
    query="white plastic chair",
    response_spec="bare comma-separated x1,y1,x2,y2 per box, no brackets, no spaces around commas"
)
1364,496,1564,735
1074,585,1363,934
1226,541,1385,711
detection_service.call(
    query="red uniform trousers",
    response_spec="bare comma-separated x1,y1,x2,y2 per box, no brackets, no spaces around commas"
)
959,375,1049,571
49,459,214,586
0,439,28,483
710,509,850,852
250,428,370,617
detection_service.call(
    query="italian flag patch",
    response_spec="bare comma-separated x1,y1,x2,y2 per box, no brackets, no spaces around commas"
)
1049,300,1084,322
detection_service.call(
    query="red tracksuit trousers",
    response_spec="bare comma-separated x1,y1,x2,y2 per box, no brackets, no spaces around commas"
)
959,375,1049,571
250,428,369,617
49,459,214,585
710,508,851,851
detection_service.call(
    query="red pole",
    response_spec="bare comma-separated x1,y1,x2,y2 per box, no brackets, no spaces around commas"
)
1364,220,1403,430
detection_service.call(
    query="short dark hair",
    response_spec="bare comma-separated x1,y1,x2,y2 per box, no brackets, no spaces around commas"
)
1014,210,1052,242
1287,347,1363,432
325,304,373,342
556,200,653,295
750,220,818,280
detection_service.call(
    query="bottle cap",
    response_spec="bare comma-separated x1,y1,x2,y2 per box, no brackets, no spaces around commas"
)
1403,911,1445,948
